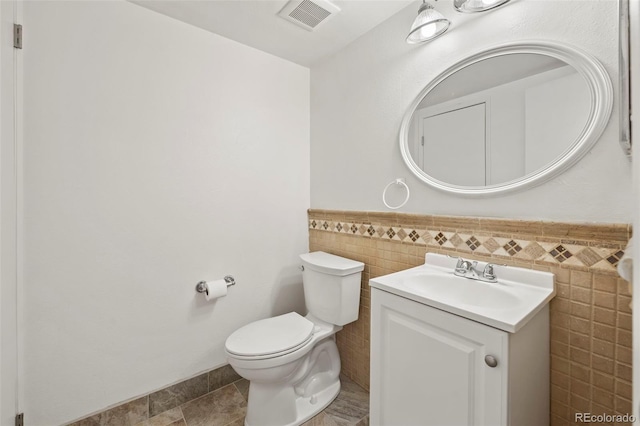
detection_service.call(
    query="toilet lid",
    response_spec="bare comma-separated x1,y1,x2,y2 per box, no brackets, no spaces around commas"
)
225,312,314,358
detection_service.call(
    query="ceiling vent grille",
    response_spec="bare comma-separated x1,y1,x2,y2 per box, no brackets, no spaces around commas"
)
278,0,340,31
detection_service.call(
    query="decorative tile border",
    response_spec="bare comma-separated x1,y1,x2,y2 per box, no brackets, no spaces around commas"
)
308,210,631,274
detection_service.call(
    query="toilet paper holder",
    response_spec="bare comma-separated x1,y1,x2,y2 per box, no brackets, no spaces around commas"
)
195,275,236,295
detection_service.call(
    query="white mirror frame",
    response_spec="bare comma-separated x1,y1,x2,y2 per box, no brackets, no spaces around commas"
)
399,40,613,196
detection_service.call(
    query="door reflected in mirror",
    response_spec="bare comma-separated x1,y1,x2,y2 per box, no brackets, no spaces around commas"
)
407,53,592,187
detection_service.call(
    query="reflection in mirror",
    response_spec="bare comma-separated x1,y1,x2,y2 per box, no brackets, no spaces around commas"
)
407,53,591,186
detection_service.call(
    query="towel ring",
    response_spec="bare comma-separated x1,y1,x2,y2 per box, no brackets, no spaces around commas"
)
382,178,410,210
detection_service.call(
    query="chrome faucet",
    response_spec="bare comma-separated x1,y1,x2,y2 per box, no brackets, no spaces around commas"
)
454,257,497,283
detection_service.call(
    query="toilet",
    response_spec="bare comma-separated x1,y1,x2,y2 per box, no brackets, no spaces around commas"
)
225,251,364,426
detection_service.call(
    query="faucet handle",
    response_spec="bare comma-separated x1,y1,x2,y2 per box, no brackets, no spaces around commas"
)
483,264,496,280
455,258,471,274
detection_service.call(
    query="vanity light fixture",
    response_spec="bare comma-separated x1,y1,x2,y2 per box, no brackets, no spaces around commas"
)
406,0,450,44
453,0,510,13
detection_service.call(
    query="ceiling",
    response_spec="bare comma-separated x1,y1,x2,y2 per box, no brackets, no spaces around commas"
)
131,0,415,67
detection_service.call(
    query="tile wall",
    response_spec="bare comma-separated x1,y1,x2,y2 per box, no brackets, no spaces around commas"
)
308,209,632,426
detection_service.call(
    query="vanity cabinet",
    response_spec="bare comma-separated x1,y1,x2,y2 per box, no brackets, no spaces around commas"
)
370,288,549,426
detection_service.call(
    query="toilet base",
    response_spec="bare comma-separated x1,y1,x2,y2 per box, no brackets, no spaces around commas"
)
244,380,340,426
242,337,342,426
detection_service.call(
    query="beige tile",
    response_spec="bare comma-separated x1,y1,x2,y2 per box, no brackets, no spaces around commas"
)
481,218,542,235
550,412,569,426
71,397,148,426
570,378,590,399
551,414,570,426
570,363,590,382
542,223,628,243
556,283,570,299
569,333,590,351
592,388,614,409
149,373,208,417
570,287,592,304
592,372,615,392
551,311,571,329
570,317,591,335
551,342,569,358
593,275,618,293
551,326,569,344
569,393,590,412
554,268,571,284
551,371,570,389
354,416,369,426
233,379,249,402
593,324,616,343
552,298,571,313
181,384,246,426
592,339,614,359
570,270,592,288
570,302,591,320
302,412,340,426
592,355,615,375
617,329,632,348
617,345,632,365
594,291,616,310
617,295,632,313
324,377,369,425
617,312,632,331
594,307,616,326
552,356,570,375
551,385,569,404
209,365,241,392
135,408,183,426
615,396,632,414
616,380,632,400
615,362,632,382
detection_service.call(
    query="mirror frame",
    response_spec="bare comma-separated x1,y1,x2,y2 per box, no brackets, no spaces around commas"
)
399,41,613,196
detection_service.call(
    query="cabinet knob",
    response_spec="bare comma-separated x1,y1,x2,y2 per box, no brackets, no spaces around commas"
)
485,355,498,368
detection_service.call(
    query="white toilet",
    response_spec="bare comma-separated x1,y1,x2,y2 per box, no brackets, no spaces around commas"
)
225,251,364,426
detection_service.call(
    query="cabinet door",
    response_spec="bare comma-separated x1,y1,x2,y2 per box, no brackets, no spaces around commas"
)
370,289,508,426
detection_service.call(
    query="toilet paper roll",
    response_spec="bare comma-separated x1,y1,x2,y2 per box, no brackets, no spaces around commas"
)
204,279,228,301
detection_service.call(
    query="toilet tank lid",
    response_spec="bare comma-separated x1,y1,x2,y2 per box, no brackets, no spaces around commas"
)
299,251,364,276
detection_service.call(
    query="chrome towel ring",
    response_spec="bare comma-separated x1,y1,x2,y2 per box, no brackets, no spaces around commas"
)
382,178,410,210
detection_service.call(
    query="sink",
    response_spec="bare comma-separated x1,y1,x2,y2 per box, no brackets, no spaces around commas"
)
369,253,555,332
402,272,521,308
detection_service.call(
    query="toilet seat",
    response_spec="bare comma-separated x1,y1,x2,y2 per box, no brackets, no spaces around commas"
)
225,312,314,360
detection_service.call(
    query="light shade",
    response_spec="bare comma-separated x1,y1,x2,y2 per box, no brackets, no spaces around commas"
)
454,0,510,13
406,1,450,44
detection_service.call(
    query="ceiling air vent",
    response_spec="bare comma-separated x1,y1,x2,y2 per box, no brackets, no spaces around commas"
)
278,0,340,32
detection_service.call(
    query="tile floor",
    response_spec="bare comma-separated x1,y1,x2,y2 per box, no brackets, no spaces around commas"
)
134,376,369,426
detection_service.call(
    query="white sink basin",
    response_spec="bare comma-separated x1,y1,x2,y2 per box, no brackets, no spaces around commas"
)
369,253,555,332
402,272,521,308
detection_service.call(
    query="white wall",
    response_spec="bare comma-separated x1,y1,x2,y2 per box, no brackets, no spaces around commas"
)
23,1,309,424
311,0,631,223
1,0,18,423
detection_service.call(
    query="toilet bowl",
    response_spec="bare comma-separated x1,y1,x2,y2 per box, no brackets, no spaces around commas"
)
225,252,364,426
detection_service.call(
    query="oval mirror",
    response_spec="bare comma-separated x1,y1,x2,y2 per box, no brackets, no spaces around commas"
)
399,41,613,196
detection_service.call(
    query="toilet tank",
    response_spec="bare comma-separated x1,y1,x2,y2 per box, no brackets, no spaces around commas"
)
299,251,364,326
